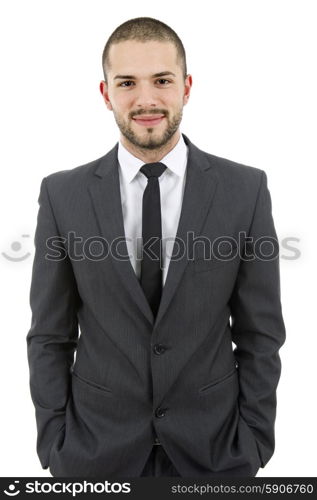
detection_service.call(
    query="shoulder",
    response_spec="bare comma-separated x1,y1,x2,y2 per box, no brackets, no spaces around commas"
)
193,142,266,197
186,136,265,190
43,154,106,192
205,150,264,184
187,137,268,205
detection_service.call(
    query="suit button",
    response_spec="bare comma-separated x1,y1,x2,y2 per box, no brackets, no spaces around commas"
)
153,344,166,355
155,407,167,418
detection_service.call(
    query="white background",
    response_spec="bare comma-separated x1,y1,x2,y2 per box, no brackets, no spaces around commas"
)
0,0,316,477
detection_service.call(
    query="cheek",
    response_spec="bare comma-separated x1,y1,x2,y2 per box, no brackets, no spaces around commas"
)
110,92,131,111
165,91,184,109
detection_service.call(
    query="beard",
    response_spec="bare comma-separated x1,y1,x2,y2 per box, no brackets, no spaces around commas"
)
112,108,183,150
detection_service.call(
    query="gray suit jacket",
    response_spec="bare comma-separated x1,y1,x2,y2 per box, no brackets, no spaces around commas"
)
26,133,286,477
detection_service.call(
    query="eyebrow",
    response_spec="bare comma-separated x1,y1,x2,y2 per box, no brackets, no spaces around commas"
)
113,71,176,80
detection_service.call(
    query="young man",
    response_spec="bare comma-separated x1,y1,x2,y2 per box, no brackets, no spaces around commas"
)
26,17,286,477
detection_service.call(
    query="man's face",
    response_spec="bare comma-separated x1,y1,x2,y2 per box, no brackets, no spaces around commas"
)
100,40,192,150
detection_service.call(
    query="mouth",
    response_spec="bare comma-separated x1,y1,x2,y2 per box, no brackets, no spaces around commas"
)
132,115,165,127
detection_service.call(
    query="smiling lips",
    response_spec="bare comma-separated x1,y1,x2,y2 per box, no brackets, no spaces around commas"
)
132,115,165,126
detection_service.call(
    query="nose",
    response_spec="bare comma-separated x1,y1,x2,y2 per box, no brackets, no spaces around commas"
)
134,82,159,108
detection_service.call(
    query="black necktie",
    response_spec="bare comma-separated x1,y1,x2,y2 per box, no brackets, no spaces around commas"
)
139,162,167,317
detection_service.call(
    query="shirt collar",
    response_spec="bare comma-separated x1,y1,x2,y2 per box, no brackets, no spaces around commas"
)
118,133,188,184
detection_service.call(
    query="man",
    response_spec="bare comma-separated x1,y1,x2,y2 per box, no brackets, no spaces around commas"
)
26,17,286,477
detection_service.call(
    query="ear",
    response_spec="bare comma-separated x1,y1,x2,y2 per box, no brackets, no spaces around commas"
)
183,74,192,106
99,81,113,111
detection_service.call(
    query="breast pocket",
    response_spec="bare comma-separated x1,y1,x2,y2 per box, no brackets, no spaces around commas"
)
193,240,239,273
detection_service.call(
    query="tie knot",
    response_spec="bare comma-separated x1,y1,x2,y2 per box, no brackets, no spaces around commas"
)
140,162,167,179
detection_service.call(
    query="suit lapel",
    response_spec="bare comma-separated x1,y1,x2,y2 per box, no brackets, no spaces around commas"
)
88,133,219,329
88,143,154,325
154,134,219,328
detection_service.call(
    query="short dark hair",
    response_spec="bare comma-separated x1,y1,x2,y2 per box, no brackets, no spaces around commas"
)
102,17,187,83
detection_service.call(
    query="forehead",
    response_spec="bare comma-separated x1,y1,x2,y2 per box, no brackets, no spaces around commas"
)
108,40,179,76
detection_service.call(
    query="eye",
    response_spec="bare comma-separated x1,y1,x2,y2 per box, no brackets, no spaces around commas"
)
156,79,171,85
118,81,135,87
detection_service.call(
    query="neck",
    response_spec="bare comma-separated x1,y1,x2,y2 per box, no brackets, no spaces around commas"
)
120,130,181,163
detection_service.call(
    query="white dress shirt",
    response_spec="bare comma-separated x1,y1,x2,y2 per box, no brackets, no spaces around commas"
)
117,133,188,286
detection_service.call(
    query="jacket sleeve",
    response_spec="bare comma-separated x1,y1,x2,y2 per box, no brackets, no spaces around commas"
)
229,170,286,469
26,176,81,469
